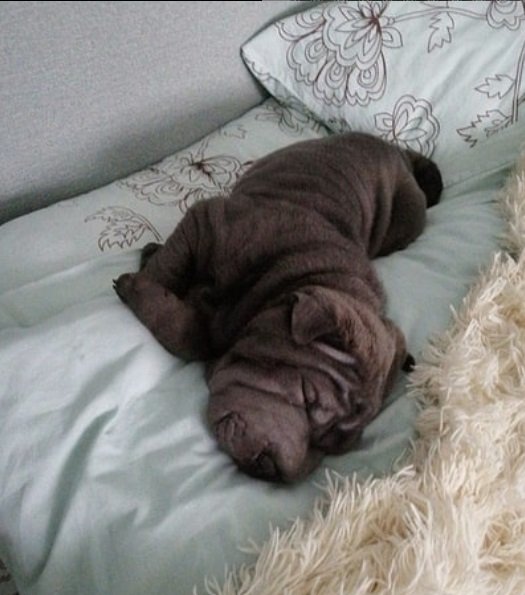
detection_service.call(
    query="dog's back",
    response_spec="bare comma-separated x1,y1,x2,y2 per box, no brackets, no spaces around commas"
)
183,132,433,351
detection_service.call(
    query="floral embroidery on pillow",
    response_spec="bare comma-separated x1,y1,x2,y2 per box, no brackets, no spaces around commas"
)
267,0,524,152
117,137,251,212
255,98,324,136
85,207,162,252
486,0,525,30
276,2,402,108
375,95,440,157
458,46,525,145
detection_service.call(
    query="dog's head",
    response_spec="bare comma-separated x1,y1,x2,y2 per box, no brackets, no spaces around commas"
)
207,286,408,482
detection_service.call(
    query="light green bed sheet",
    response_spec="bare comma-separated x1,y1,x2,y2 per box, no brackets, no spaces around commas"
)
0,99,507,594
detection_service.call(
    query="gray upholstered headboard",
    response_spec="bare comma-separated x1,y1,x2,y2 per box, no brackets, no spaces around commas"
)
1,0,311,224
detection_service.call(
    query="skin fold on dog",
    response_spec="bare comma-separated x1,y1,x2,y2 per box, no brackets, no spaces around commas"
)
114,132,443,482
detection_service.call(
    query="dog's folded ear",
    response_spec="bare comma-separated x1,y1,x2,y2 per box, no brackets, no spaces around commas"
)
290,287,340,346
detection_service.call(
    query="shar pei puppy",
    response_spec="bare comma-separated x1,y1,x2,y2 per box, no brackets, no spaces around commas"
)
114,132,442,482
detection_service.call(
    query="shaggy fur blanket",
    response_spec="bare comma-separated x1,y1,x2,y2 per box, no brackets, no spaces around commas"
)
208,151,525,595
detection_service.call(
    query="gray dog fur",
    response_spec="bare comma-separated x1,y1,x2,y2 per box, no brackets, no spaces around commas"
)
114,132,442,482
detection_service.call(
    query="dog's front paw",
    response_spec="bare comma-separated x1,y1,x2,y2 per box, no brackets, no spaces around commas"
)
113,273,136,304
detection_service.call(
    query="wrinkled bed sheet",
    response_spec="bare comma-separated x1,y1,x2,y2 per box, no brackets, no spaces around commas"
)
0,99,506,594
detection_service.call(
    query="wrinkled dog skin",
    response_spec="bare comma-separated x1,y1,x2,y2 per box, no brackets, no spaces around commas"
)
114,133,442,482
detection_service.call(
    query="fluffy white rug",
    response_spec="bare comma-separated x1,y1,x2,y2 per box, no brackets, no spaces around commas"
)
209,152,525,595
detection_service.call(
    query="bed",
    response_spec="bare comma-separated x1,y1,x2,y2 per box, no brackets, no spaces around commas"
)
1,2,525,594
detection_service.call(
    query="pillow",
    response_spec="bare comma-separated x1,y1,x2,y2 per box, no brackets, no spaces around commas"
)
242,0,525,187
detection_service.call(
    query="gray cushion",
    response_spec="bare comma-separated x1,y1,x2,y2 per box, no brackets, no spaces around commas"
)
0,0,310,223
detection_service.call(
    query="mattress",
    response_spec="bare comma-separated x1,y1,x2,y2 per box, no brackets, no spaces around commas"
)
0,98,506,594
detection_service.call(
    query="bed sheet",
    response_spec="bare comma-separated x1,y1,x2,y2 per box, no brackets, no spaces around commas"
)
0,99,506,594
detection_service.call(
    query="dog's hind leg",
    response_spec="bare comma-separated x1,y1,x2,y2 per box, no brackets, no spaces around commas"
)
375,151,443,257
405,150,443,208
375,168,439,258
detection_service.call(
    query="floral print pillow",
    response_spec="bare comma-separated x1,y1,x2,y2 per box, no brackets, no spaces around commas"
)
242,0,525,185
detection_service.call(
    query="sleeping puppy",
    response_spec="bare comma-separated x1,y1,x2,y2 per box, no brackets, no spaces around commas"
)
114,132,442,482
